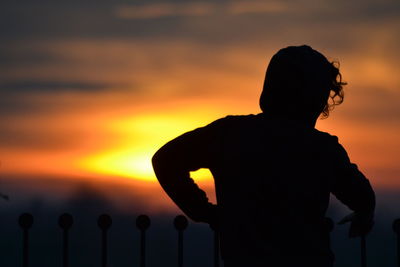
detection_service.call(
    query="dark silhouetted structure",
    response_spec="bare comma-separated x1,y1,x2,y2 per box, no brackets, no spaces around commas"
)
152,45,375,267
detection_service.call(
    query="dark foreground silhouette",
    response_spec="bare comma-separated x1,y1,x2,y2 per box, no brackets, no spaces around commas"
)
152,45,375,267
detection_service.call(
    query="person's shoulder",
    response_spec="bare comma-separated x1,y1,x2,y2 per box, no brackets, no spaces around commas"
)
312,128,340,144
313,129,354,162
208,114,259,127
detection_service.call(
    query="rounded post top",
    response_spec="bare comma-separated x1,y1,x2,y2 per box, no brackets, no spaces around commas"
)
136,214,151,231
174,215,188,231
97,214,112,230
58,213,74,230
392,218,400,233
19,213,33,229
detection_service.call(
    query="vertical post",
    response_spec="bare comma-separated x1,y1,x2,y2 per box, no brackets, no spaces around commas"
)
324,217,334,252
212,227,220,267
174,215,188,267
97,214,112,267
393,219,400,267
58,213,73,267
361,235,367,267
19,213,33,267
136,215,151,267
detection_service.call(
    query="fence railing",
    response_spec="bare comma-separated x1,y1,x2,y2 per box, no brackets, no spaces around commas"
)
15,213,400,267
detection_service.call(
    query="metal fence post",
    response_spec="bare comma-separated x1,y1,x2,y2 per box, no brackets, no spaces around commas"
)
393,219,400,267
360,235,367,267
136,215,151,267
19,213,33,267
210,224,220,267
174,215,188,267
98,214,112,267
58,213,73,267
324,217,334,239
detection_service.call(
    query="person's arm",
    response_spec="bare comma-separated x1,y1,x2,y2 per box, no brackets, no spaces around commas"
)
152,120,223,224
330,136,375,237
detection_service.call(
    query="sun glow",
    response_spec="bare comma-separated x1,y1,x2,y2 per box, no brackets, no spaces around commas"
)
77,107,221,182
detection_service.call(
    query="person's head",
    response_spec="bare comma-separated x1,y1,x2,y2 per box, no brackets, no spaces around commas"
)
260,45,346,121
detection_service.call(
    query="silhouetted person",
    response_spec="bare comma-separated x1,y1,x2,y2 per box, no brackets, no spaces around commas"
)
152,45,375,267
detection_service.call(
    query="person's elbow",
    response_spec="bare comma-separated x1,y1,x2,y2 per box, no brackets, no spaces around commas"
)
152,146,175,177
152,148,166,176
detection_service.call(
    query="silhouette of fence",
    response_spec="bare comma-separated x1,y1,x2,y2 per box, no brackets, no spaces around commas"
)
16,213,400,267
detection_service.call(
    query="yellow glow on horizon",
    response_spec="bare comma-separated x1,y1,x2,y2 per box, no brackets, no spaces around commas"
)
78,151,155,181
77,107,221,182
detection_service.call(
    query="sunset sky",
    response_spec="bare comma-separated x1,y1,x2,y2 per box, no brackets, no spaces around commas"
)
1,0,399,212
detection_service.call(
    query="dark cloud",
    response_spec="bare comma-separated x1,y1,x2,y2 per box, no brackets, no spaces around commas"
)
0,0,398,83
336,87,400,124
0,0,398,42
0,80,124,116
0,80,112,92
0,46,58,67
0,94,48,115
0,127,85,151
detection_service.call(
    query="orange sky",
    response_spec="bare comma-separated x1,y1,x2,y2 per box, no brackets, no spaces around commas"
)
1,0,399,211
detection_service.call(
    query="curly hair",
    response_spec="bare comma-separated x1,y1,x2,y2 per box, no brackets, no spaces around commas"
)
260,46,348,120
321,61,346,119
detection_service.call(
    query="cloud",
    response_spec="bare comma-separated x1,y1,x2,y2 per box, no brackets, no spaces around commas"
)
0,80,113,92
341,86,400,124
115,2,215,19
227,1,287,15
0,0,399,189
114,1,287,20
114,0,400,20
0,127,87,151
0,78,132,116
0,0,398,41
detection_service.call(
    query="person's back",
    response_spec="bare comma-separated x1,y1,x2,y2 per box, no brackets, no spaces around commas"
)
206,113,375,267
152,45,375,267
